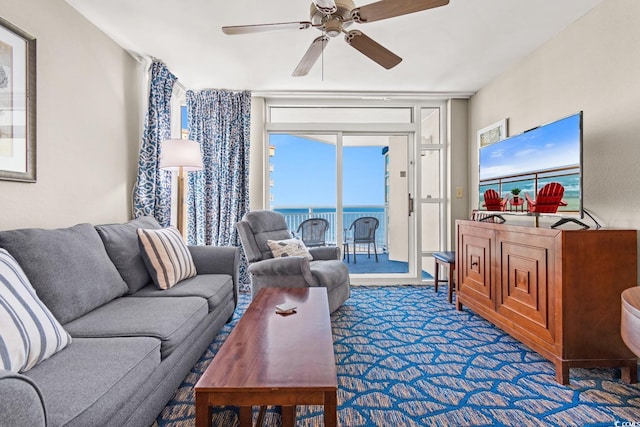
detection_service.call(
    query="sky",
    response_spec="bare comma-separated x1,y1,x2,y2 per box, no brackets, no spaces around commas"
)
479,113,581,181
269,134,385,207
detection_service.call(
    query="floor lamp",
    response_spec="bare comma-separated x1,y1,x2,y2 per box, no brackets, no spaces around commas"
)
159,139,204,237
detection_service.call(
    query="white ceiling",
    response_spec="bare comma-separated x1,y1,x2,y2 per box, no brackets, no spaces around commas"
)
65,0,604,95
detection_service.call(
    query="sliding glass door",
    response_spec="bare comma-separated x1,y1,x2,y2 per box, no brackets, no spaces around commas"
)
268,131,413,280
342,135,410,275
264,101,446,285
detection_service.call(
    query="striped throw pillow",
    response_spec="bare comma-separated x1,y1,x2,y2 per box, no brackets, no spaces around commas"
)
137,227,197,290
0,248,72,373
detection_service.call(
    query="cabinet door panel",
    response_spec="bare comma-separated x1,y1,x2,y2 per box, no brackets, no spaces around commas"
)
497,233,555,344
458,225,493,310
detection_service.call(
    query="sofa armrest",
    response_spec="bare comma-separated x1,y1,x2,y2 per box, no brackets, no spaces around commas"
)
309,246,340,261
0,369,46,427
188,246,240,304
248,257,316,287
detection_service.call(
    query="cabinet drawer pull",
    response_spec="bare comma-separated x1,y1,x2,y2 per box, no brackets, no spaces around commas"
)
471,261,478,267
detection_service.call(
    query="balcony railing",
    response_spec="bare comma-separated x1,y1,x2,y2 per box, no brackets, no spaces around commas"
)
479,166,580,212
274,207,387,252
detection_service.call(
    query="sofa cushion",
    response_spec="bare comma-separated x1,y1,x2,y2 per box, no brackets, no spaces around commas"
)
95,216,161,294
132,274,234,312
0,249,71,373
0,223,128,325
63,296,207,359
25,337,160,427
137,227,197,290
267,238,313,260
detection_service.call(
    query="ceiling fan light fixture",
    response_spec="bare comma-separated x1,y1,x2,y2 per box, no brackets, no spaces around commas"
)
324,18,343,37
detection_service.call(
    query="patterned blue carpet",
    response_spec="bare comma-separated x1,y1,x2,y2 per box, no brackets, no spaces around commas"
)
154,286,640,426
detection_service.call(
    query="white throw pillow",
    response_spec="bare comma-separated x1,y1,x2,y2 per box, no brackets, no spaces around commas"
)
137,227,197,290
0,248,72,373
267,238,313,260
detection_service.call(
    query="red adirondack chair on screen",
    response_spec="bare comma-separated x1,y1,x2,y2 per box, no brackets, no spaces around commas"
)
525,182,568,214
482,189,509,211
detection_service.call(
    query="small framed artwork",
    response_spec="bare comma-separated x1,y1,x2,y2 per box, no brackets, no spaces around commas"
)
478,119,507,148
0,17,36,182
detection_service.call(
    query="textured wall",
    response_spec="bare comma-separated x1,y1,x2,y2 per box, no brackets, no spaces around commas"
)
468,0,640,231
0,0,142,230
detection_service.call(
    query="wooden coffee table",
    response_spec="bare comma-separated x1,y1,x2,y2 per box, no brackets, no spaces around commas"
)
195,287,338,427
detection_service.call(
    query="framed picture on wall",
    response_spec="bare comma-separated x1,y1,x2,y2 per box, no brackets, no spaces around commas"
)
477,119,507,148
0,17,36,182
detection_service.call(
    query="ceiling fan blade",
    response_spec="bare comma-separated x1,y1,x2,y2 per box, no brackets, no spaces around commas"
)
345,30,402,69
292,36,330,77
352,0,449,23
313,0,337,15
222,21,312,35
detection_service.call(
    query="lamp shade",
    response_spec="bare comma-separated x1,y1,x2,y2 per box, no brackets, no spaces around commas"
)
159,139,204,171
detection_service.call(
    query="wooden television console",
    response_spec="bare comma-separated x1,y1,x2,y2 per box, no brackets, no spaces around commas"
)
456,219,638,385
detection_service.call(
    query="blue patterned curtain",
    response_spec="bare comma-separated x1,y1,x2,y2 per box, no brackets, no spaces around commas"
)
132,62,177,226
185,90,251,289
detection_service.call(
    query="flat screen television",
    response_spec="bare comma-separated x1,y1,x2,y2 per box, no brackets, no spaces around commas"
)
479,111,583,221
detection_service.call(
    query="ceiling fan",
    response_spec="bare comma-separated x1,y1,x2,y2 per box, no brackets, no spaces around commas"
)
222,0,450,76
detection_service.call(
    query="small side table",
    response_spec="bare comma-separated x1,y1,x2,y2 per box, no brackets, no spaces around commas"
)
510,197,524,211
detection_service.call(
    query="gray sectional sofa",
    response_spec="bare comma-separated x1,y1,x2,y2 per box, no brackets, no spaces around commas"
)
0,216,239,427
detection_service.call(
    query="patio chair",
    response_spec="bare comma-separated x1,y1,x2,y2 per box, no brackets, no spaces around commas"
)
236,210,350,313
296,218,330,247
347,217,379,264
525,182,568,214
482,189,509,211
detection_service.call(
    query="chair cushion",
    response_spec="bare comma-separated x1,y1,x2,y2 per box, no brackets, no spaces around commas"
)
267,238,313,260
0,223,129,324
95,216,161,293
63,296,207,359
132,274,234,313
137,227,197,290
0,249,71,373
25,337,160,427
433,251,456,264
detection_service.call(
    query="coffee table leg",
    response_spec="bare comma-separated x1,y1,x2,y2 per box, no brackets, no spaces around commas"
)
281,405,296,427
195,393,212,427
239,406,253,427
324,391,337,427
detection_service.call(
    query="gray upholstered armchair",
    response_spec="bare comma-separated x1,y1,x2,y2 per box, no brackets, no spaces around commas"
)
236,210,350,313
